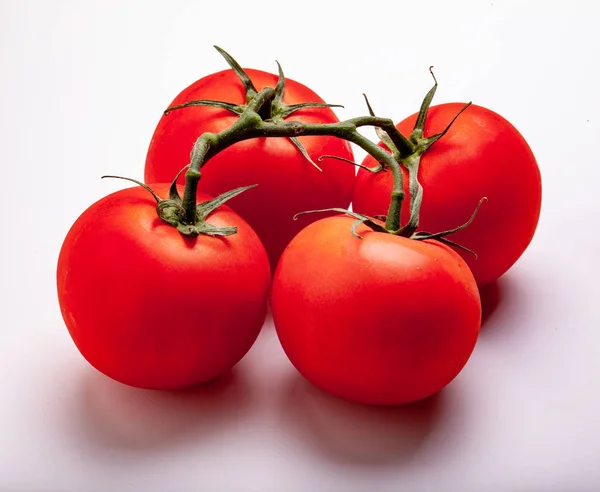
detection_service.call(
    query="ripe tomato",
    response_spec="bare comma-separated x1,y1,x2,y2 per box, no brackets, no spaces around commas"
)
57,184,271,390
271,216,481,406
352,103,542,286
145,68,355,271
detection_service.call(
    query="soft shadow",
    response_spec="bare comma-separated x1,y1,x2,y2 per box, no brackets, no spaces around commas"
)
479,276,511,327
262,302,274,330
77,367,253,451
279,374,449,466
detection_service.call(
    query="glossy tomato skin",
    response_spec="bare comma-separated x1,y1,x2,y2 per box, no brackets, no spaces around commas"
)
145,68,355,272
57,184,271,390
352,103,542,286
271,216,481,406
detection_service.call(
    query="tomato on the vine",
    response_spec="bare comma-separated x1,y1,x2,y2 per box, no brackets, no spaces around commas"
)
352,103,542,286
271,216,481,406
145,68,355,271
57,184,270,390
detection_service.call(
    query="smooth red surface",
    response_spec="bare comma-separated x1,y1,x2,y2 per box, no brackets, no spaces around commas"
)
57,184,271,390
271,216,481,406
145,68,355,271
352,103,542,286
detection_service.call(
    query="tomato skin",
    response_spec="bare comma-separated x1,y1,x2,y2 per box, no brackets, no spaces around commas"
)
145,68,355,271
271,216,481,406
352,103,542,286
57,184,271,390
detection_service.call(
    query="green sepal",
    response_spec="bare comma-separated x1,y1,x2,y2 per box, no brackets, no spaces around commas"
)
101,175,162,202
268,59,342,172
363,93,398,154
195,222,238,237
410,197,488,257
289,136,322,171
410,67,438,142
163,46,260,118
409,67,472,152
164,100,245,116
318,154,382,173
195,184,257,221
419,101,472,150
294,207,388,239
271,60,343,119
168,165,190,203
214,45,258,101
277,101,344,119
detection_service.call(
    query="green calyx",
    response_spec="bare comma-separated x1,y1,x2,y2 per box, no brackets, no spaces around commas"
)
163,45,343,172
101,174,256,237
296,197,487,258
363,68,472,238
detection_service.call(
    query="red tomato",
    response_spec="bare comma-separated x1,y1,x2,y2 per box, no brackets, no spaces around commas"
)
145,68,355,271
271,216,481,406
57,184,271,390
352,103,542,286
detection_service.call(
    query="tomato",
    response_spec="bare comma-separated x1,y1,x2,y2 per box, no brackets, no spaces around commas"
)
352,103,542,286
271,216,481,406
57,184,271,390
145,68,355,271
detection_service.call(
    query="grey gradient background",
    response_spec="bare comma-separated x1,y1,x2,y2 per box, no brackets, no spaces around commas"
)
1,1,598,491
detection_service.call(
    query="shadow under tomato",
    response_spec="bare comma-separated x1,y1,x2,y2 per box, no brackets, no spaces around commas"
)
278,374,449,467
479,276,511,327
77,367,253,451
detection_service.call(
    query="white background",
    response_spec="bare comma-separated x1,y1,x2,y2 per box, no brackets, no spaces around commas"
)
1,1,598,491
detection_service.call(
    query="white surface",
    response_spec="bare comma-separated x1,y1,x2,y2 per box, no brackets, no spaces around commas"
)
1,1,599,491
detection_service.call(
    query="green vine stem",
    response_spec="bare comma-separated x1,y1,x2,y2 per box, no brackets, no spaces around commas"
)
179,85,411,233
162,46,478,242
362,71,471,237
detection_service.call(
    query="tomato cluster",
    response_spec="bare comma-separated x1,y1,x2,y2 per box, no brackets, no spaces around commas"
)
57,48,541,404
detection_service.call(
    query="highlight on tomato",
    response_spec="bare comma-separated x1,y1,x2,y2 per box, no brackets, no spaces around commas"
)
57,181,271,390
145,47,355,271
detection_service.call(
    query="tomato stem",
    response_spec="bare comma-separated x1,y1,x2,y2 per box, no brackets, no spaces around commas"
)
400,100,473,237
170,47,471,240
362,94,415,158
178,100,410,233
